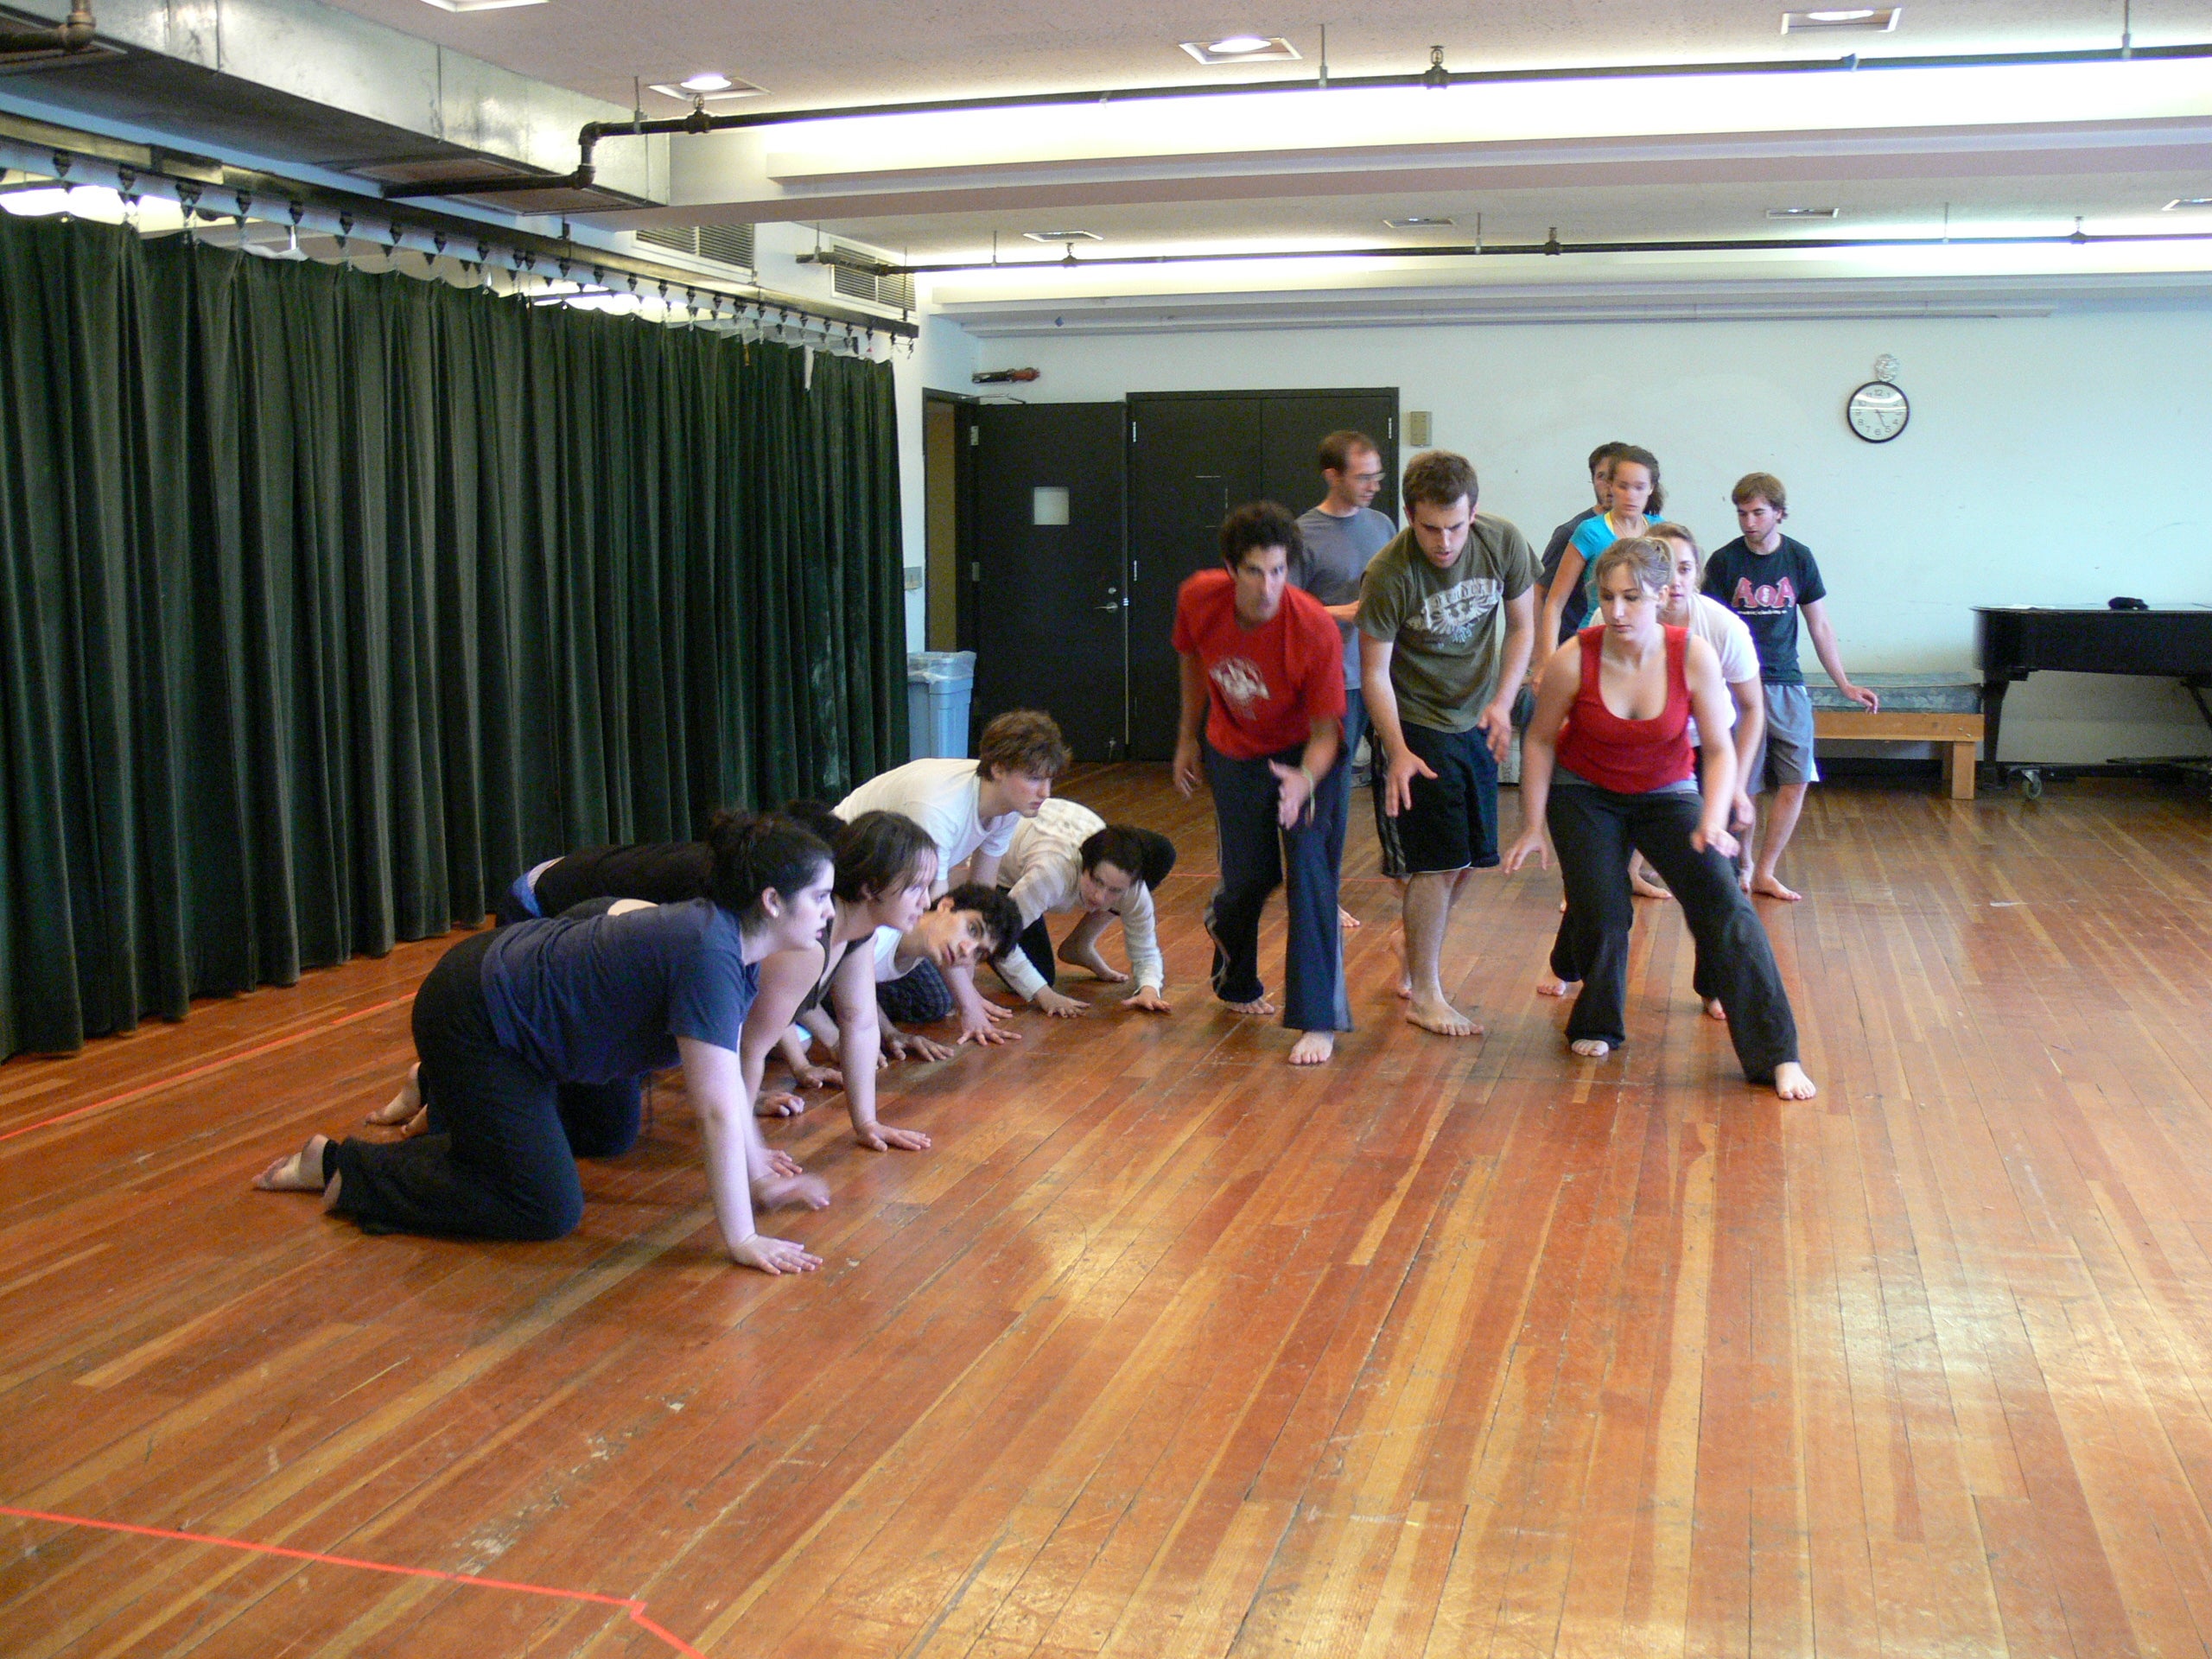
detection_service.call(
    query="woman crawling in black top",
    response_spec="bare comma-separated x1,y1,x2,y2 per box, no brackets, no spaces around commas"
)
251,811,838,1275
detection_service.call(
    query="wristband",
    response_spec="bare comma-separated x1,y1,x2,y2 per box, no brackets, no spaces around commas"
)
1298,763,1316,792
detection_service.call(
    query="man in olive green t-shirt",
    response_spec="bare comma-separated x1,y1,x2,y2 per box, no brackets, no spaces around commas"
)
1356,449,1538,1039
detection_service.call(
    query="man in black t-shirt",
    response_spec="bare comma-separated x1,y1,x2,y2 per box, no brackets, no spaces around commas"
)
1702,472,1878,902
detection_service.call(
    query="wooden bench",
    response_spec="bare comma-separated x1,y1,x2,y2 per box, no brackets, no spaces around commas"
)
1812,709,1984,799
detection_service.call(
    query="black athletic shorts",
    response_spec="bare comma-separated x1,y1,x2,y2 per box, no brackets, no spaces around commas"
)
1373,720,1500,878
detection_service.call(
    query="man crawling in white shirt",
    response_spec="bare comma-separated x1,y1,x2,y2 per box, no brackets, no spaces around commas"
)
989,802,1177,1017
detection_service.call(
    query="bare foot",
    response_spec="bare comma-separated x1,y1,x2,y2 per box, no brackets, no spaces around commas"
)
1750,874,1802,902
254,1134,330,1192
1223,995,1279,1017
1058,944,1128,983
1569,1039,1612,1058
365,1064,421,1125
1772,1062,1818,1100
1338,906,1363,931
753,1171,832,1211
1406,996,1483,1039
1287,1031,1335,1065
1631,873,1673,901
1536,976,1579,998
1704,997,1728,1021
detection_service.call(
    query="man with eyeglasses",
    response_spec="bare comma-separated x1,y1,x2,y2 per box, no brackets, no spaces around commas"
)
1294,429,1396,928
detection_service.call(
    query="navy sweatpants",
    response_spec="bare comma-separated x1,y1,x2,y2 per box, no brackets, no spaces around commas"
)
330,932,642,1241
1202,740,1351,1034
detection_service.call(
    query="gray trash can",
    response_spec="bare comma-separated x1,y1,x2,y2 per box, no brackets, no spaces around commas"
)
906,651,976,759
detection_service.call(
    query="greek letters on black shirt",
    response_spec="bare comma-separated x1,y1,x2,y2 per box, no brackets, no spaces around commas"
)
1701,534,1827,685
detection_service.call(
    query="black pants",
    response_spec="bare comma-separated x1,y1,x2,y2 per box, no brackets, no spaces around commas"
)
1203,741,1351,1033
878,958,956,1025
1011,826,1178,988
1545,784,1797,1082
329,932,641,1241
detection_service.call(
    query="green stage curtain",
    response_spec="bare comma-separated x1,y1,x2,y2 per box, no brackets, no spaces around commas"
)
0,216,906,1057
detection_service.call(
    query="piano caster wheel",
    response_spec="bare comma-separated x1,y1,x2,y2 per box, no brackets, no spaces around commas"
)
2019,767,2044,801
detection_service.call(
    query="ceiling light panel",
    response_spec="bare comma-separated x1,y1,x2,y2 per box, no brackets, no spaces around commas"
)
1179,36,1301,65
648,76,765,101
2164,197,2212,210
1766,207,1840,218
1023,230,1102,242
1781,8,1900,32
1385,216,1457,228
418,0,546,12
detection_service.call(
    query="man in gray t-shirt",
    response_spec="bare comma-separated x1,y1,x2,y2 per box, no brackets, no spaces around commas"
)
1356,448,1537,1042
1292,429,1396,934
1292,428,1395,783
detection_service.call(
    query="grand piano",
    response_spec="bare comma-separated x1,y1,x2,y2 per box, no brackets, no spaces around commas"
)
1977,607,2212,763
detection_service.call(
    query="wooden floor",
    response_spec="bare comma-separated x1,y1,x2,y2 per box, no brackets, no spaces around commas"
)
6,767,2212,1658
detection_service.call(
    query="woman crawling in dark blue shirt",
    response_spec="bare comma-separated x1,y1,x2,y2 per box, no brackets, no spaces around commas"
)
251,810,837,1275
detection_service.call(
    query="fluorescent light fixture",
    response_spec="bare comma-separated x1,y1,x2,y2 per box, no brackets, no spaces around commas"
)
1179,35,1301,65
1384,215,1457,228
647,75,765,101
1766,206,1840,219
2164,197,2212,210
1781,7,1899,31
418,0,547,11
1023,229,1102,243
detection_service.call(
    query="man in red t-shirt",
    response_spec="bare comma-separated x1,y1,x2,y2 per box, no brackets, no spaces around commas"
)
1173,501,1352,1065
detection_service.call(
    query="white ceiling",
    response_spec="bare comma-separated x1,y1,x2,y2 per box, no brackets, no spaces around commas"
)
304,0,2212,306
316,0,2204,114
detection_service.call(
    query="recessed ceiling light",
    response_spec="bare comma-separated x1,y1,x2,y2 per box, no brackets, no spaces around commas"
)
1384,216,1458,229
1766,207,1840,219
647,75,766,102
2163,197,2212,210
1179,35,1302,65
1781,7,1899,32
1023,229,1103,243
418,0,547,12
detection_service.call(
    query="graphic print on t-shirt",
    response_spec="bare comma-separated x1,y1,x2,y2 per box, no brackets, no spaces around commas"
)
1728,575,1799,616
1408,577,1504,644
1209,657,1271,715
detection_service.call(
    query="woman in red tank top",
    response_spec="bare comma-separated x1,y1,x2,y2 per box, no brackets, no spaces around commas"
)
1503,539,1816,1100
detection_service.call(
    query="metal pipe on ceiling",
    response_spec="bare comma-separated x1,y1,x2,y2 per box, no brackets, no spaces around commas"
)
0,115,918,340
380,37,2212,204
0,3,97,58
888,226,2212,276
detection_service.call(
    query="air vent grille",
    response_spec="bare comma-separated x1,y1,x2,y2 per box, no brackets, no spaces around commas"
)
632,224,755,272
697,223,755,269
826,245,914,311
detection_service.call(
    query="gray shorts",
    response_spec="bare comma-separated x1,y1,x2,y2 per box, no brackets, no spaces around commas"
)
1750,682,1820,790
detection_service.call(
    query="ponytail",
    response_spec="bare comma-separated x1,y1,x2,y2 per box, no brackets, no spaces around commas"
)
705,809,833,925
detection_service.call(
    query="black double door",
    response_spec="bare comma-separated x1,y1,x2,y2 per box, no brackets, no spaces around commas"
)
965,387,1398,762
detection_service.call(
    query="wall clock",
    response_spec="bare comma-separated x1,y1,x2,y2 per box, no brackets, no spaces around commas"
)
1847,365,1910,443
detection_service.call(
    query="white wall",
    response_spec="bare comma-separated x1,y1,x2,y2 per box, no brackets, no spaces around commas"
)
948,308,2212,765
895,315,981,645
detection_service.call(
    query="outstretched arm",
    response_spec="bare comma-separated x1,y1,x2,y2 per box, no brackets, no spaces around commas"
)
1360,632,1435,818
1173,652,1209,797
828,946,930,1151
1478,585,1537,760
1685,637,1741,855
1502,639,1580,871
1801,598,1877,710
677,1037,823,1274
1535,549,1586,684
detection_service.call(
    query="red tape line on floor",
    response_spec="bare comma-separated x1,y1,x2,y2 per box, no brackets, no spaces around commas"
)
0,1502,707,1656
0,991,418,1147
